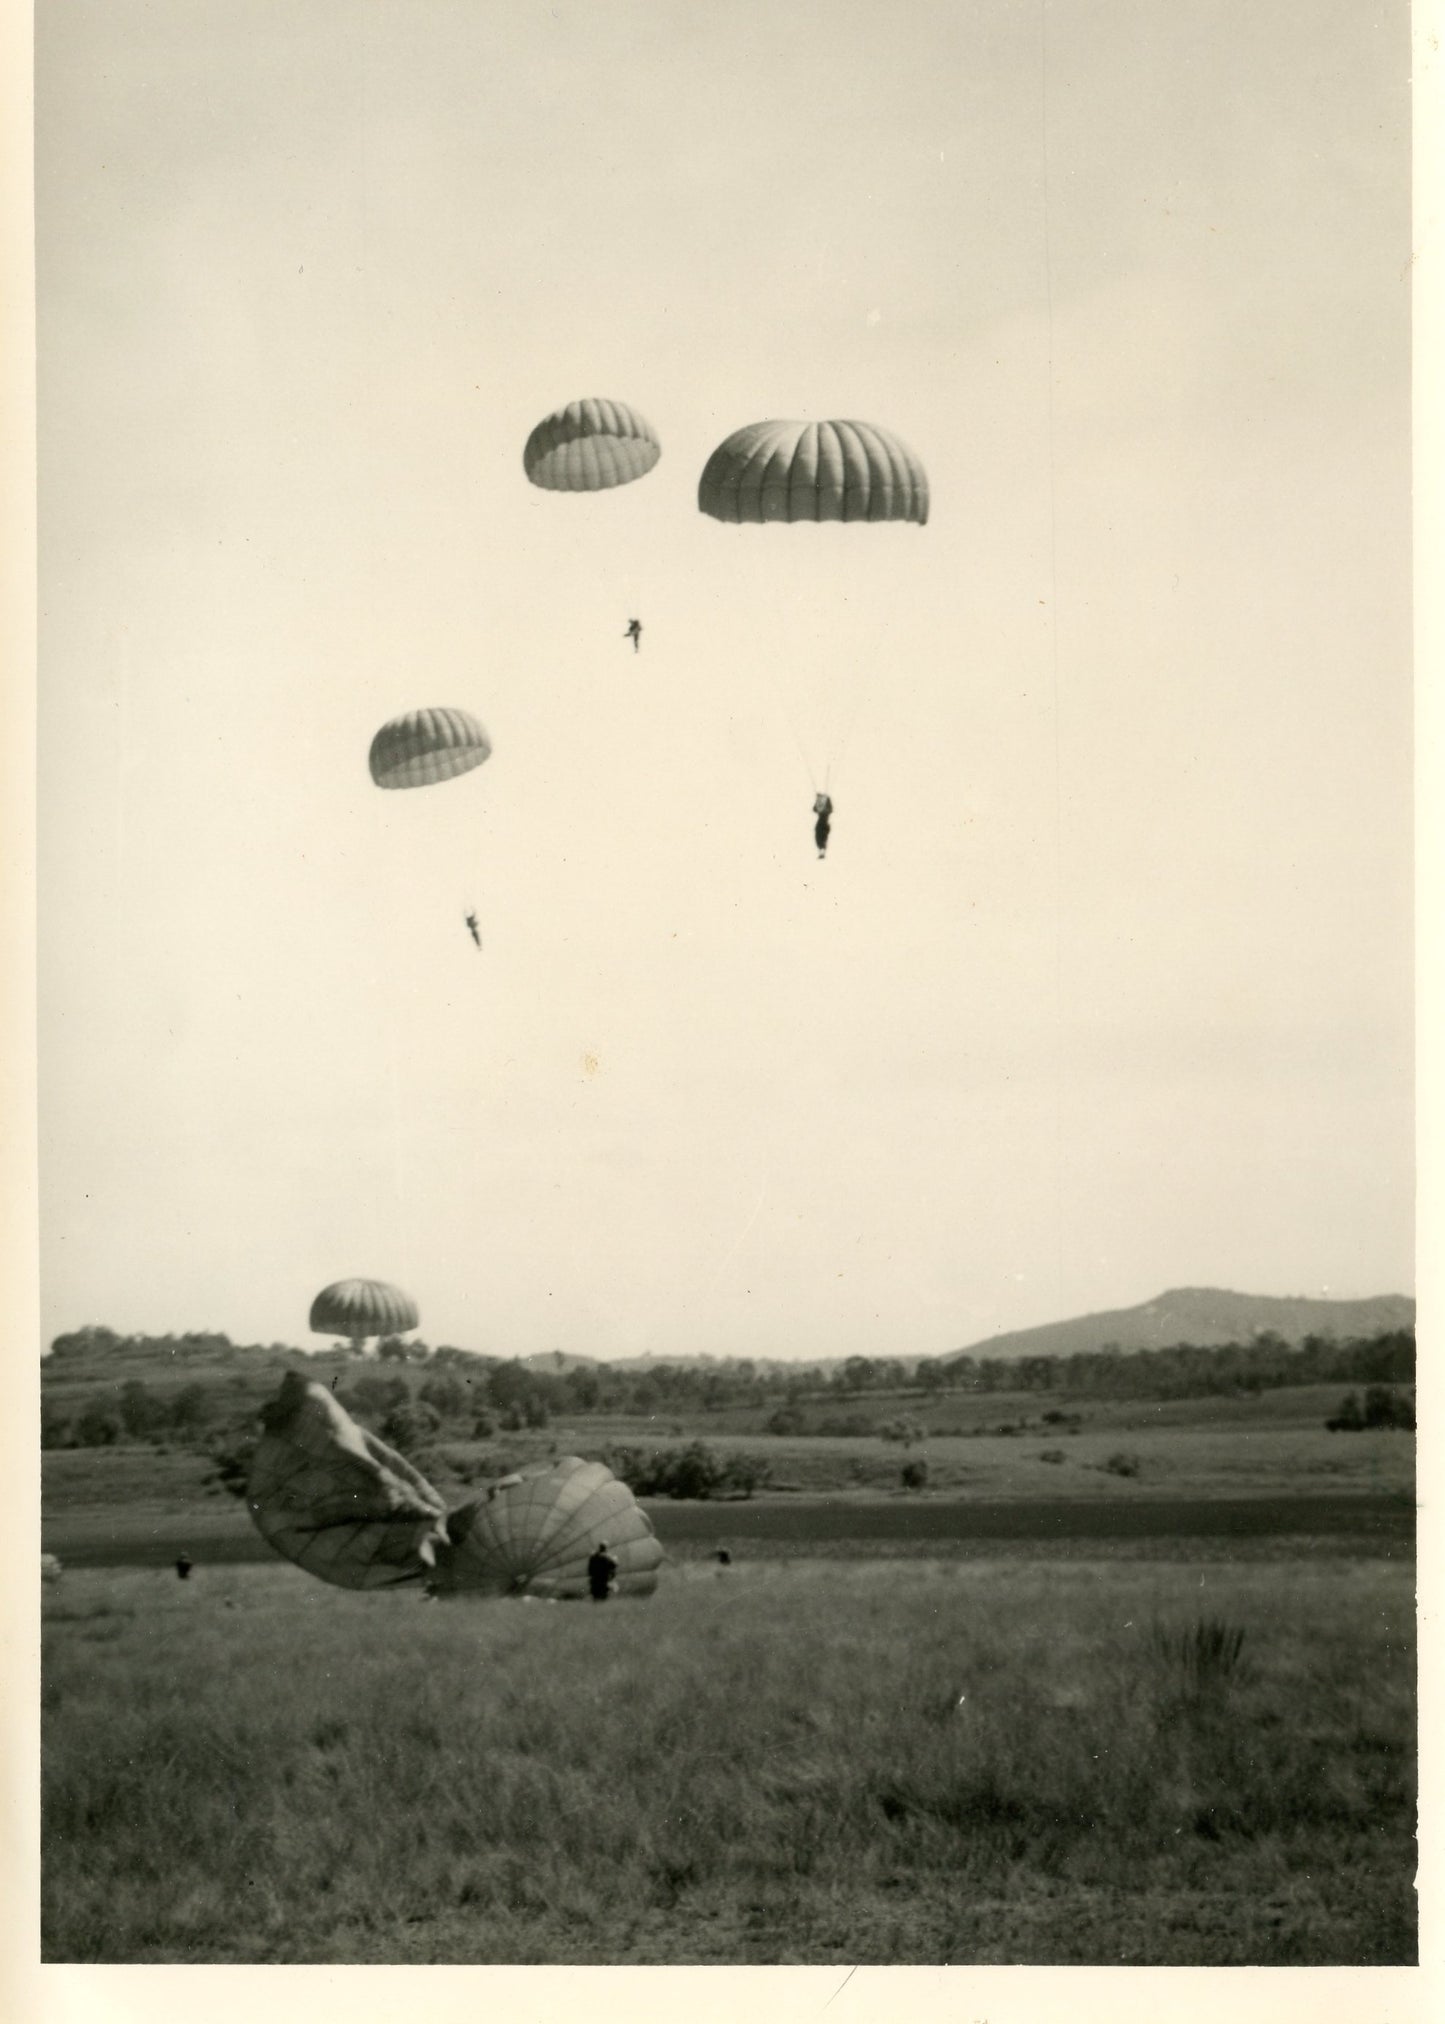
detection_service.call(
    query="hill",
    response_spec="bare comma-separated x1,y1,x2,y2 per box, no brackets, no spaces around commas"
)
949,1288,1414,1366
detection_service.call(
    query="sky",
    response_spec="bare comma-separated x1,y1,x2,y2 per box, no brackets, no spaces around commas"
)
35,0,1414,1363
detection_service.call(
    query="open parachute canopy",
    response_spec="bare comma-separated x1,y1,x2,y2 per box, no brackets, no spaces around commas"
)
247,1374,449,1590
698,419,928,525
309,1278,419,1344
432,1458,664,1599
368,708,492,790
523,398,661,493
245,1377,663,1600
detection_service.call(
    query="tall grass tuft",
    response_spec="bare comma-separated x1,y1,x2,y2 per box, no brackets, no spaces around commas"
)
1149,1614,1249,1695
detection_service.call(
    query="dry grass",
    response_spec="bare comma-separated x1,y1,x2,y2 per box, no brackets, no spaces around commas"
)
42,1554,1415,1965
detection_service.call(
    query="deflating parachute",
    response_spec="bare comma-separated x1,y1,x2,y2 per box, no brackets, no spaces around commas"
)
433,1457,664,1599
523,398,661,493
309,1278,420,1350
369,708,492,790
245,1376,664,1603
247,1373,449,1590
698,419,928,525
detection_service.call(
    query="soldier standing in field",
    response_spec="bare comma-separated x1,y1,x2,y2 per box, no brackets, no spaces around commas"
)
587,1541,618,1601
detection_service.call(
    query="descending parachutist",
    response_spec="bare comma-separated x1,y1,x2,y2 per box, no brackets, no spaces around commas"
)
813,791,834,858
464,911,482,949
624,618,642,652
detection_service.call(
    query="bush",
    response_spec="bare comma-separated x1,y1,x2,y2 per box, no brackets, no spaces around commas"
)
1102,1451,1141,1478
603,1440,769,1501
1326,1390,1366,1432
1038,1449,1067,1465
899,1459,929,1491
73,1398,123,1447
205,1441,255,1498
379,1401,442,1454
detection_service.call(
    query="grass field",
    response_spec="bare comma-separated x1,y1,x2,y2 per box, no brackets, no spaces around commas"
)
42,1551,1415,1965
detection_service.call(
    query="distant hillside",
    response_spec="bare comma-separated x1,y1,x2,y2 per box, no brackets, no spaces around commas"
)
949,1288,1414,1365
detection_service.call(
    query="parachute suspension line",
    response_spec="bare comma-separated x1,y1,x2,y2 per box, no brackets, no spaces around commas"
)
752,644,821,793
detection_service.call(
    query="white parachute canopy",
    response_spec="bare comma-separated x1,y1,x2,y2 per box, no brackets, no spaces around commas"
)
246,1375,663,1600
434,1459,664,1599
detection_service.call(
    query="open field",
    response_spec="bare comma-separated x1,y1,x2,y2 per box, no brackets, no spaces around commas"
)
43,1489,1416,1573
42,1553,1414,1964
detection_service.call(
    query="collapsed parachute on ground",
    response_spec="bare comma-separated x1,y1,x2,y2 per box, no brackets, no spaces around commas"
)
247,1373,450,1590
523,398,661,492
368,708,492,790
697,419,928,525
245,1377,664,1601
309,1278,420,1349
432,1458,664,1600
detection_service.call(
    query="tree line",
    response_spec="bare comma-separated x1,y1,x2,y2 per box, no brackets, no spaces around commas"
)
42,1324,1416,1451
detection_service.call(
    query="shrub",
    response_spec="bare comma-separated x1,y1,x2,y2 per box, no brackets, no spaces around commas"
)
73,1398,123,1446
1363,1384,1414,1430
379,1401,442,1454
205,1441,255,1498
1038,1448,1067,1465
1103,1451,1141,1478
900,1458,929,1490
602,1441,768,1500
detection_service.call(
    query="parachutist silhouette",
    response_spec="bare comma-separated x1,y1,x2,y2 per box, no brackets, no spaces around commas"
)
587,1541,619,1601
175,1552,193,1581
813,792,834,858
624,618,642,652
464,911,482,949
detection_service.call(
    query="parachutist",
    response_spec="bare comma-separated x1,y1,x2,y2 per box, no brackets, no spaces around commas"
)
624,618,642,652
464,911,482,949
813,792,834,858
587,1541,619,1601
175,1552,193,1581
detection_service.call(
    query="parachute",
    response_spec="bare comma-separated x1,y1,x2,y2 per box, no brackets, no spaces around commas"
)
368,708,492,790
523,398,660,493
309,1278,420,1350
244,1377,663,1602
41,1552,63,1584
246,1374,449,1590
697,419,929,800
432,1458,664,1599
697,419,928,525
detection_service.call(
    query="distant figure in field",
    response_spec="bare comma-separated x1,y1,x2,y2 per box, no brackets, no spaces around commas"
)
175,1552,193,1581
813,792,833,858
624,618,643,653
587,1541,618,1601
715,1548,732,1566
464,910,482,949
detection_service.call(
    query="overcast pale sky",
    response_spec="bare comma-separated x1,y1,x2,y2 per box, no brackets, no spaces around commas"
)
36,0,1412,1361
